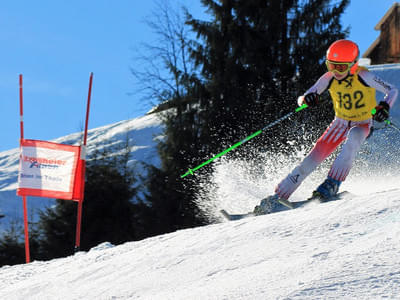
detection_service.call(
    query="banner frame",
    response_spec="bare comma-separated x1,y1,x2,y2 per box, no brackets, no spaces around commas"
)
18,73,93,263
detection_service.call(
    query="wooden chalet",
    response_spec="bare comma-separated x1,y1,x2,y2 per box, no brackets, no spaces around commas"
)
363,3,400,64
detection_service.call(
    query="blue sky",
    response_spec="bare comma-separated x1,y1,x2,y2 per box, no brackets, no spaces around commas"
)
0,0,397,152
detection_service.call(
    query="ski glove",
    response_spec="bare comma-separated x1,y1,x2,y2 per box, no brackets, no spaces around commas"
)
373,101,390,122
303,92,319,107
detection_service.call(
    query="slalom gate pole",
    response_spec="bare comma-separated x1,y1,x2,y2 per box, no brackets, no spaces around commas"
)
180,103,309,178
19,74,31,263
74,72,93,252
22,196,30,263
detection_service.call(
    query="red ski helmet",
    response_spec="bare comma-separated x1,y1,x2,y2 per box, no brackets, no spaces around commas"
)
326,40,360,75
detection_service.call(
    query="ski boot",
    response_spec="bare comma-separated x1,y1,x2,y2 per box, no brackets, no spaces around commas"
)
311,177,341,202
253,194,292,215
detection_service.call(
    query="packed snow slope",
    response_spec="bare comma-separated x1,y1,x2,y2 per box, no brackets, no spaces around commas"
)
0,189,400,299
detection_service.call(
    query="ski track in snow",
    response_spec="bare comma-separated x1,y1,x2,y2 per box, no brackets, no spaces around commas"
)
0,189,400,299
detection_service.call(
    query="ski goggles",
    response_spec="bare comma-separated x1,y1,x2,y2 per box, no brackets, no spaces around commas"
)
325,60,353,74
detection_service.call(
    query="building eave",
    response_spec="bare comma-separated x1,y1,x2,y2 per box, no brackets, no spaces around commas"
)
362,36,380,58
375,2,400,30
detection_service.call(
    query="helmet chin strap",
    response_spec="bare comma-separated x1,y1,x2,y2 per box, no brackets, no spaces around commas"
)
350,60,359,75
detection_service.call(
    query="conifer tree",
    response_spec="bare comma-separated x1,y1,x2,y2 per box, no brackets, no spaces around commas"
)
186,0,350,152
144,0,350,230
0,222,25,266
0,220,41,266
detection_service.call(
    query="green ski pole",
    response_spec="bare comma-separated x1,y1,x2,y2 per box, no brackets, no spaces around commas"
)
181,103,309,178
388,121,400,132
384,119,400,132
371,107,400,132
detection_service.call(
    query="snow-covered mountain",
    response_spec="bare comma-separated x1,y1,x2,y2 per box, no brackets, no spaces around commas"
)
0,188,399,299
0,113,163,231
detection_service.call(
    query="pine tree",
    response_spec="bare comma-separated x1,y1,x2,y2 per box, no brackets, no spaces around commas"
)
186,0,350,153
144,0,350,231
0,220,41,266
0,221,25,266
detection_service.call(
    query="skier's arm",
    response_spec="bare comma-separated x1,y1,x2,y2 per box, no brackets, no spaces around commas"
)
297,72,333,106
358,69,398,108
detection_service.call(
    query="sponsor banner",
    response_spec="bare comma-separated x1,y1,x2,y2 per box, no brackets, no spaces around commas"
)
17,139,81,200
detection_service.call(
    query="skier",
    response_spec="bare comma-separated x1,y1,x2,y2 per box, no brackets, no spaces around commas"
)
254,39,398,215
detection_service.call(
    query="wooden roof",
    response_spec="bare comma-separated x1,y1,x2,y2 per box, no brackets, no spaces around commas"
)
362,3,400,58
362,36,380,58
374,2,400,30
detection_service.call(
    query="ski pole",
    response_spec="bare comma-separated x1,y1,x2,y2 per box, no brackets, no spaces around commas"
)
371,107,400,132
387,120,400,132
181,103,309,178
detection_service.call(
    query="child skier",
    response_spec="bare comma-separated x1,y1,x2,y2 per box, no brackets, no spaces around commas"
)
254,39,398,215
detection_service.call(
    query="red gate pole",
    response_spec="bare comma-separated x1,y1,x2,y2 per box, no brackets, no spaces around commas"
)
75,72,93,252
83,72,93,146
75,199,83,252
19,74,24,141
22,196,30,263
19,74,31,263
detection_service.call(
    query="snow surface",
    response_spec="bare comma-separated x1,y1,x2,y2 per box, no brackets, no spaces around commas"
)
0,189,400,299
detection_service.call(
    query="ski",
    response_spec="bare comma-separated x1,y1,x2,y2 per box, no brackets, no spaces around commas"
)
220,209,255,221
289,191,350,208
220,191,350,221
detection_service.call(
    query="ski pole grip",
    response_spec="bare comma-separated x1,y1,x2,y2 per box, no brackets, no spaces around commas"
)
371,107,391,126
295,103,308,112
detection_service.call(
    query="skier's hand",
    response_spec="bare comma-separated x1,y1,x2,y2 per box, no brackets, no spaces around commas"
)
303,92,319,107
373,101,390,122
